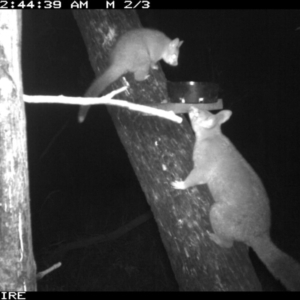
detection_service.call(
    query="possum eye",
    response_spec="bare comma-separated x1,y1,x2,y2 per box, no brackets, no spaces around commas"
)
165,54,178,65
201,118,214,128
190,110,214,128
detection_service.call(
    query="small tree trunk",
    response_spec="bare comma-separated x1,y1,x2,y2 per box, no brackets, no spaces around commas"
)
0,11,37,291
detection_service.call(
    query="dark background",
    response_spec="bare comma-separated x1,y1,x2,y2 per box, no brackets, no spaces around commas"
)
22,10,300,290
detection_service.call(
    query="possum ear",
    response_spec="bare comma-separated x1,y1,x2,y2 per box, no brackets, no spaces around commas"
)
170,38,184,49
216,110,232,125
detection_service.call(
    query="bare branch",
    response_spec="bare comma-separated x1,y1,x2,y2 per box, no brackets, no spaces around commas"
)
23,87,183,124
37,262,62,280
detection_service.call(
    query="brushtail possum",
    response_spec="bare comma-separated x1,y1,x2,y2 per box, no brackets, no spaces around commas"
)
78,28,183,122
172,107,300,291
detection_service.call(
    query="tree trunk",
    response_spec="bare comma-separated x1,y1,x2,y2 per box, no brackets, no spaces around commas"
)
73,10,261,291
0,11,37,290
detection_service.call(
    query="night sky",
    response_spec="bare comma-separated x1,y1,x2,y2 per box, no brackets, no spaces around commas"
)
21,10,300,290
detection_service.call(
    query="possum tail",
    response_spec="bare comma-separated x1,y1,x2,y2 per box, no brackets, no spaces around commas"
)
251,235,300,291
78,63,127,123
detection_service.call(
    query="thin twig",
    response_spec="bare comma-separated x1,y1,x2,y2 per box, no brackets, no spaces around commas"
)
23,87,183,124
39,121,69,160
37,262,62,280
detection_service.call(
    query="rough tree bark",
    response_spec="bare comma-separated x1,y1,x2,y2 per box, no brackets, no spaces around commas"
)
0,11,37,291
73,10,261,291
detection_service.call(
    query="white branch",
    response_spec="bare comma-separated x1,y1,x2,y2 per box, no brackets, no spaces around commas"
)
36,262,62,280
23,87,182,124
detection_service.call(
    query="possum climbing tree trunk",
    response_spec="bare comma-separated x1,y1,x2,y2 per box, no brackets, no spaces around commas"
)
74,10,262,291
0,11,37,290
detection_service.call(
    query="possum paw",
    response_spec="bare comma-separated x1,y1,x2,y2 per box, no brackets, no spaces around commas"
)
172,181,186,189
208,232,233,248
